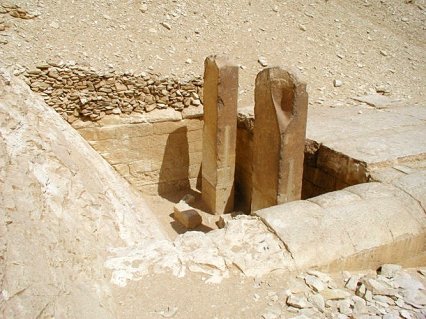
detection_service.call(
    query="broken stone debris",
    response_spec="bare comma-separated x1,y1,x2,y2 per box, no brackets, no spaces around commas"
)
279,266,426,319
23,63,204,123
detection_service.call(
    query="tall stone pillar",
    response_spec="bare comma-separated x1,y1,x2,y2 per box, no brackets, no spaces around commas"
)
251,67,308,212
202,56,239,214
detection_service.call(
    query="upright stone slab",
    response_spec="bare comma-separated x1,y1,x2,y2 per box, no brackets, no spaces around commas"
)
202,56,239,214
251,67,308,212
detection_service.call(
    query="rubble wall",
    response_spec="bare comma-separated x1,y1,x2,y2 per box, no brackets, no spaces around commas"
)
23,63,203,123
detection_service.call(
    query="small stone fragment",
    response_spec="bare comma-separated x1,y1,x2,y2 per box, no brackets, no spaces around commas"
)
333,79,343,87
306,270,333,284
216,214,233,229
308,293,325,312
352,295,367,314
364,290,373,302
394,272,425,290
173,202,202,229
115,82,127,92
304,275,325,292
337,299,352,316
345,275,360,291
161,22,171,30
159,306,178,318
258,56,268,67
322,289,351,300
399,309,412,319
139,3,148,12
383,313,400,319
286,294,311,309
379,264,402,278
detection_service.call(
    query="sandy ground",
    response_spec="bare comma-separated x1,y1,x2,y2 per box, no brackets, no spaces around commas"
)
112,268,426,319
1,1,426,318
1,0,425,109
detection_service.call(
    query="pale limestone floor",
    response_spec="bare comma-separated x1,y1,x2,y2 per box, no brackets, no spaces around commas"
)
307,104,426,165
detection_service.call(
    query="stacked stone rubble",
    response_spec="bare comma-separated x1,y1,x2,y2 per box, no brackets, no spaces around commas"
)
23,63,203,123
263,267,426,319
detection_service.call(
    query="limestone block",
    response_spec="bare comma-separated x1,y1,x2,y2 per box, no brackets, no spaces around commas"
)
153,120,187,135
173,201,202,229
144,108,182,123
186,118,204,131
202,56,239,214
182,105,204,119
251,67,308,212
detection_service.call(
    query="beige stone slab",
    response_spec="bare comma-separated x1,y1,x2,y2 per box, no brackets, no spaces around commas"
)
308,189,361,208
326,126,426,164
144,108,182,123
182,106,204,119
307,105,426,166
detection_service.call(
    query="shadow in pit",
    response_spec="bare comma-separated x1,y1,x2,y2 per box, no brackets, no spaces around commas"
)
158,127,191,201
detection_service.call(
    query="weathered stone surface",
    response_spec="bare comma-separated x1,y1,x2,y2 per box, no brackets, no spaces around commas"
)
308,293,325,312
305,274,326,292
173,201,202,229
251,67,308,211
322,289,352,301
256,182,426,271
202,56,238,214
0,68,166,318
380,264,402,278
287,293,311,309
352,94,402,109
106,215,295,284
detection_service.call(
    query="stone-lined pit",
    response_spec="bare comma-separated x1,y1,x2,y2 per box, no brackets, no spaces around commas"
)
22,63,368,215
